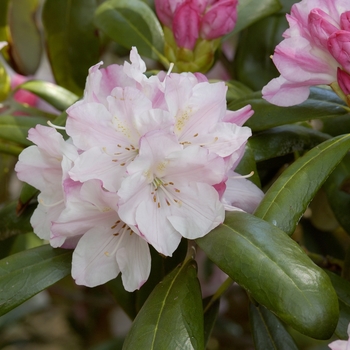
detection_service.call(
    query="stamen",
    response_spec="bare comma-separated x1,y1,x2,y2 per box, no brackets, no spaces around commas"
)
47,121,66,130
39,198,64,207
167,62,174,76
230,171,255,179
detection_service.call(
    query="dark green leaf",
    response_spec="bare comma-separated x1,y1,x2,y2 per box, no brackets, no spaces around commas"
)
0,0,10,44
0,115,48,146
8,0,42,75
249,303,298,350
250,125,330,162
108,241,187,321
229,88,349,132
42,0,100,95
94,0,166,63
225,80,253,104
0,245,72,316
0,139,23,156
203,297,220,348
196,212,339,339
321,114,350,136
123,258,204,349
18,80,79,111
326,271,350,340
254,134,350,235
0,201,35,241
324,154,350,235
235,143,261,188
230,0,282,35
233,14,287,90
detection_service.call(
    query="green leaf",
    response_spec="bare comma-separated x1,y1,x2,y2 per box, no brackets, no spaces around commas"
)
203,297,220,348
107,241,187,320
230,0,282,35
0,60,10,101
0,0,10,44
229,88,349,132
249,304,298,350
0,201,35,241
326,271,350,339
42,0,100,95
123,258,205,349
196,212,339,339
225,80,253,104
254,134,350,235
94,0,165,63
324,154,350,234
235,143,261,188
8,0,42,75
250,125,330,162
233,14,286,90
0,245,72,316
0,115,48,146
18,80,79,112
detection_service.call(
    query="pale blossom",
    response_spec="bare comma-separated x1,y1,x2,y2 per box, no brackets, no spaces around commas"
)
15,125,79,243
118,129,226,256
16,47,261,291
328,323,350,350
262,0,350,106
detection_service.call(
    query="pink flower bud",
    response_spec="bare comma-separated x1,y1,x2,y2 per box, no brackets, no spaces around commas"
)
337,67,350,95
308,8,339,48
327,30,350,73
200,0,238,40
172,2,200,50
11,74,38,107
155,0,183,28
340,11,350,31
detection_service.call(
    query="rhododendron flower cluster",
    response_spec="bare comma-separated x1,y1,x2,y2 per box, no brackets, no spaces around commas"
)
262,0,350,107
15,48,262,292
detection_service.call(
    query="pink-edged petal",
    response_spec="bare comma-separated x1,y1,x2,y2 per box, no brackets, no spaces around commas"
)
31,201,65,241
116,233,151,292
69,147,131,192
223,105,254,126
194,122,251,158
262,76,313,106
166,182,225,240
222,174,264,213
66,102,117,150
72,226,121,287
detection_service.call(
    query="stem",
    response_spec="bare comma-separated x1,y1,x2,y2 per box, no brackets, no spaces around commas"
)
203,276,233,314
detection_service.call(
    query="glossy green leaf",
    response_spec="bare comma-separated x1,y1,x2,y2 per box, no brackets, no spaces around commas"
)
0,115,48,146
250,125,330,162
196,212,339,339
123,258,204,349
94,0,165,63
321,114,350,136
254,134,350,235
225,80,253,104
233,14,286,90
8,0,42,75
0,201,35,241
18,80,79,111
42,0,100,95
0,245,72,316
249,304,298,350
229,88,349,132
326,271,350,340
230,0,282,35
324,154,350,235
